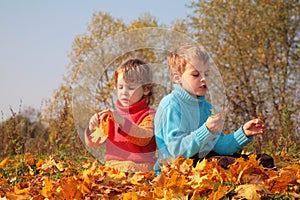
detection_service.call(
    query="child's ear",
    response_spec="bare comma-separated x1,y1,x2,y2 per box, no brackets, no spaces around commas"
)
172,71,182,84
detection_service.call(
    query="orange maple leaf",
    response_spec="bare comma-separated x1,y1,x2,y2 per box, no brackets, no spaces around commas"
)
266,164,300,193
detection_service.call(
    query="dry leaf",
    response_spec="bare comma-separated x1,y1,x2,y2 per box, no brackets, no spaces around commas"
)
1,153,299,199
209,184,233,200
123,192,139,200
0,158,10,168
40,177,53,198
90,112,112,144
24,153,35,166
233,184,269,200
90,127,108,143
257,113,262,121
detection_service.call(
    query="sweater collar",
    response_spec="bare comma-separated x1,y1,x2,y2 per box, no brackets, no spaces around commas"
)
116,97,149,114
173,84,206,104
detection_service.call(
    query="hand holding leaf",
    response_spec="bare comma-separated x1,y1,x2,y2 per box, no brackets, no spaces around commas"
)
206,113,224,134
243,118,265,137
89,110,113,144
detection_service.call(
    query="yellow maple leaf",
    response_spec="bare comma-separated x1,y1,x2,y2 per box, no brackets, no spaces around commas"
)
0,157,10,168
14,187,30,195
90,112,112,144
90,127,108,143
129,173,146,185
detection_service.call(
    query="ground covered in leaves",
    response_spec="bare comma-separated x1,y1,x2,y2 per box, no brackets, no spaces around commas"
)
0,153,299,200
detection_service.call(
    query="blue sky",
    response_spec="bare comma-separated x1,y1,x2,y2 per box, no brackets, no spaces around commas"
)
0,0,190,119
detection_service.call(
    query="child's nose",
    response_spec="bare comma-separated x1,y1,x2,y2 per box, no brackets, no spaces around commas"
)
200,74,206,81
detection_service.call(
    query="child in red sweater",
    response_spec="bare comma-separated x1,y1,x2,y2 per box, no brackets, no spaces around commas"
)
85,58,156,172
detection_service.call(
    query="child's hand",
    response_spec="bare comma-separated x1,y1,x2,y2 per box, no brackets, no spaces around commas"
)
206,113,224,134
243,118,265,137
88,113,100,131
88,109,112,131
88,110,113,145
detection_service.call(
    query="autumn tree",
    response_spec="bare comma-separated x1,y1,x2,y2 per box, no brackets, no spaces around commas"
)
187,0,300,153
0,107,47,159
41,85,82,155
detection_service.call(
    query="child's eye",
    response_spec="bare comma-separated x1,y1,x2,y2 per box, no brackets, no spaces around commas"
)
205,73,209,77
192,73,199,77
118,85,123,90
129,86,136,90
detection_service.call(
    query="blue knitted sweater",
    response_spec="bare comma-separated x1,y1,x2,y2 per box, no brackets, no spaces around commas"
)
154,84,253,174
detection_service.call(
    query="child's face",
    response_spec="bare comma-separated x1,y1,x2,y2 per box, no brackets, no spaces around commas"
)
180,60,210,98
116,73,145,107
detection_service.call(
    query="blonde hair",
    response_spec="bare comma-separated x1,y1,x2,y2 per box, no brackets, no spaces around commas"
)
167,43,210,75
114,58,154,105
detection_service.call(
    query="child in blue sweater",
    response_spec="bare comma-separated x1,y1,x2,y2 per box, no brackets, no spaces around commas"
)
154,44,269,174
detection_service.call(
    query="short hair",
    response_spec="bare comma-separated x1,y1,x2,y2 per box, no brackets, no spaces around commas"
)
167,43,210,75
114,58,153,105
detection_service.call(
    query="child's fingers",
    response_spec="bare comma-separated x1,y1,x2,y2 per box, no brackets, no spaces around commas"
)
99,110,113,120
88,114,98,131
97,112,102,122
208,114,223,124
244,119,266,136
210,113,221,119
254,118,265,128
89,114,98,124
206,115,224,134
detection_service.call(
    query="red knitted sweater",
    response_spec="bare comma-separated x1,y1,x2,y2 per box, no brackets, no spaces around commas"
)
86,97,156,163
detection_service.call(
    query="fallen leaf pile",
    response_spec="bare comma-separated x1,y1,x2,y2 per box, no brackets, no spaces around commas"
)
0,153,299,199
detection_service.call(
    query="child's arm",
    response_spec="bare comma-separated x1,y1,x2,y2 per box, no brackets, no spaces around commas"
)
113,111,154,146
213,127,253,155
213,118,265,155
155,106,218,159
